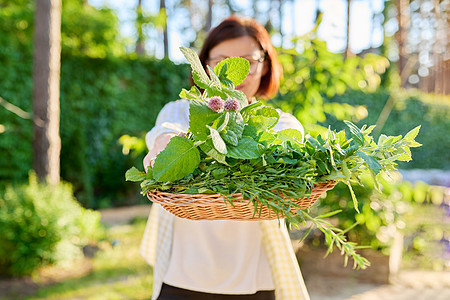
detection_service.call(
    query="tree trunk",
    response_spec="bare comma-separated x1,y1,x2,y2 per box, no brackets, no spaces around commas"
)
395,0,410,87
204,0,213,33
252,0,258,19
225,0,236,15
32,0,62,185
279,0,283,45
345,0,352,59
160,0,169,58
136,0,145,55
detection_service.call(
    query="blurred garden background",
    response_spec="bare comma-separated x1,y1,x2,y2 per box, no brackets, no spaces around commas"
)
0,0,449,299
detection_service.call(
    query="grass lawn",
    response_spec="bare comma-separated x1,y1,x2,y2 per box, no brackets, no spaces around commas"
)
23,218,153,300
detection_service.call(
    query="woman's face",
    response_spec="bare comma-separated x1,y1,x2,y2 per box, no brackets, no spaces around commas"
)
207,36,267,103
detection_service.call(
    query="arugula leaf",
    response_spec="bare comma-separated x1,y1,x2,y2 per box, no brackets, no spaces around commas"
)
213,57,249,87
125,167,146,182
180,47,211,89
153,137,201,182
189,99,222,140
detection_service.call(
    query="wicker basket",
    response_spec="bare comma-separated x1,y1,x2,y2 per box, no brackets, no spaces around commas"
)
147,181,336,221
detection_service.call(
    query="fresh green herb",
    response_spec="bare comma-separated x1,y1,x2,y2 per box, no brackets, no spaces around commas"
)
126,47,421,269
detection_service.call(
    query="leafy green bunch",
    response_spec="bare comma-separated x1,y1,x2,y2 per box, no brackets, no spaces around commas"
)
126,47,421,269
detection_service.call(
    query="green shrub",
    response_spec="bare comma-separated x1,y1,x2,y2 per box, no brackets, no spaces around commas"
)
0,173,104,277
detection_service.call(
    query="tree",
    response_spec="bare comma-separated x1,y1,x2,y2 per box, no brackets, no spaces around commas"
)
160,0,169,58
32,0,62,185
395,0,410,87
136,0,145,55
345,0,353,59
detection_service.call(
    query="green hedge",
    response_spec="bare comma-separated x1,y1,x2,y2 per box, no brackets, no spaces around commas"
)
0,49,189,208
322,89,450,170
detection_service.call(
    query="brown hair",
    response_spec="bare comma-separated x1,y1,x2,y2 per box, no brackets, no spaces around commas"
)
196,15,282,99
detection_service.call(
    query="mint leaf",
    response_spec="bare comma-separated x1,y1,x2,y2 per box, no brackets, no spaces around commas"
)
125,167,146,182
221,111,245,146
241,101,263,119
207,125,227,154
189,99,222,140
213,57,249,87
207,65,221,88
248,115,278,132
200,140,227,164
153,136,200,182
180,46,210,89
356,150,382,174
227,137,261,159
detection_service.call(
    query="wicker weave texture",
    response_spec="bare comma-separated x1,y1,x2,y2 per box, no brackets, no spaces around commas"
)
147,181,336,221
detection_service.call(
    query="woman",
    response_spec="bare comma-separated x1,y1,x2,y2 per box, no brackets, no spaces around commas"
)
142,16,309,300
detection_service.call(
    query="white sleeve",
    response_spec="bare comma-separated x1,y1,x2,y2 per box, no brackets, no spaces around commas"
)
273,109,305,139
145,99,190,150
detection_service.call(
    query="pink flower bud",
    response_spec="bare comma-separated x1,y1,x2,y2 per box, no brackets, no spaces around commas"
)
224,98,240,111
207,96,225,113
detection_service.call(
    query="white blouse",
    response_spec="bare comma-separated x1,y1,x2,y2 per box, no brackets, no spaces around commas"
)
145,99,304,295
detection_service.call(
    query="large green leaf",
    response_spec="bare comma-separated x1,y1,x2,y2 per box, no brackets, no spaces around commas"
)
207,125,227,154
180,46,211,89
152,137,200,182
213,57,249,87
189,99,222,140
227,137,261,159
356,150,382,174
221,111,245,146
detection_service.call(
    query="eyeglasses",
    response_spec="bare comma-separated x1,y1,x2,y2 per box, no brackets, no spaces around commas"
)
207,55,265,75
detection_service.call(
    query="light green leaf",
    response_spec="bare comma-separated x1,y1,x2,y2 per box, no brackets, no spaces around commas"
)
403,125,421,142
207,65,222,88
125,167,146,182
200,140,227,164
207,125,227,154
227,137,261,159
344,120,364,146
214,57,249,87
180,47,210,89
397,146,412,161
277,128,304,144
356,150,382,174
408,140,422,147
179,86,202,100
153,137,200,182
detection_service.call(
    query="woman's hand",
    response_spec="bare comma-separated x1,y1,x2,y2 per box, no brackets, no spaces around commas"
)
143,133,176,172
